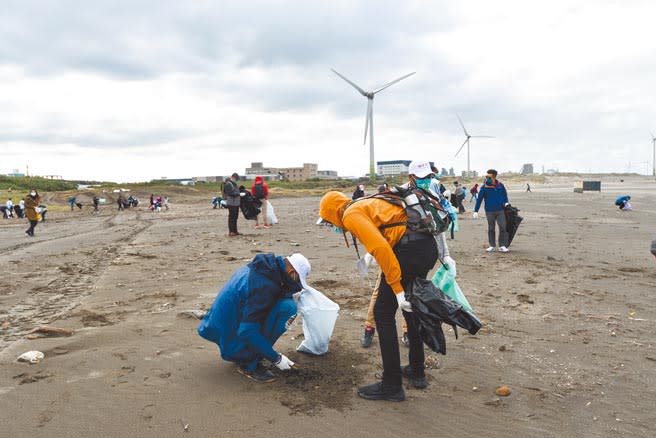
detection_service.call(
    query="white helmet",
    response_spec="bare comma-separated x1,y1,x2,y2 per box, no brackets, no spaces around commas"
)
408,160,433,178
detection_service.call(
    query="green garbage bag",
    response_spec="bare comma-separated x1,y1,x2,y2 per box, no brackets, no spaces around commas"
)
431,264,473,313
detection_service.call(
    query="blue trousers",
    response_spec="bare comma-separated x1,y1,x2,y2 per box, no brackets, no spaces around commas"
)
243,298,297,372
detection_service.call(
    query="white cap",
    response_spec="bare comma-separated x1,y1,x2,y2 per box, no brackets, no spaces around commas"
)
408,160,433,178
443,190,451,198
287,253,310,289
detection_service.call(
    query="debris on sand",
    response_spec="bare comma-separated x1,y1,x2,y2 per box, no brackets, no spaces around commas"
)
26,326,74,339
17,351,45,364
495,386,512,397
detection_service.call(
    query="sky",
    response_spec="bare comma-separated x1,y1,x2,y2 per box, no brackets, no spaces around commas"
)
1,0,655,182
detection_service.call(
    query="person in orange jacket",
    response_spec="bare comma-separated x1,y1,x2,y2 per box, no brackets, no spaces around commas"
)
318,160,439,402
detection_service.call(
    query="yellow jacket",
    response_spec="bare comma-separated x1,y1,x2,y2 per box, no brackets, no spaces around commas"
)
319,191,407,293
24,195,41,221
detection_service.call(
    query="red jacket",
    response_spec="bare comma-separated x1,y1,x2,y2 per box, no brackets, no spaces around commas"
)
251,176,269,199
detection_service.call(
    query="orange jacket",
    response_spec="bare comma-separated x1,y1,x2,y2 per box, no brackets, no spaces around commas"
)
319,191,407,293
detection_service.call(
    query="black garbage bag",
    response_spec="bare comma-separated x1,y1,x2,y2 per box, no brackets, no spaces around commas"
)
409,278,482,355
504,204,523,247
239,191,262,220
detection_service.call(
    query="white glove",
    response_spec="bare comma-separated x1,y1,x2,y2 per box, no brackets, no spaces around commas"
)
274,354,295,371
239,192,246,197
504,202,510,207
443,255,457,278
473,212,479,219
396,292,412,313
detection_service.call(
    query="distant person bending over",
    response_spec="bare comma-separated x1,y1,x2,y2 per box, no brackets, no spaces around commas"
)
473,169,510,253
68,196,77,211
469,183,479,204
223,173,242,236
526,183,532,192
198,253,310,383
251,176,270,229
352,184,365,200
24,189,41,237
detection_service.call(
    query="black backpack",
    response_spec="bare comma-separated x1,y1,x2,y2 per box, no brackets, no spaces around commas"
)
350,185,450,235
253,183,265,199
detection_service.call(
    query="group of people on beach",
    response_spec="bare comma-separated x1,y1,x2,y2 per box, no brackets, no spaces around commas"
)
221,173,274,236
199,161,513,402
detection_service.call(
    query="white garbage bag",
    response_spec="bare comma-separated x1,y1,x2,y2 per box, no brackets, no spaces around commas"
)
296,286,339,355
266,200,278,224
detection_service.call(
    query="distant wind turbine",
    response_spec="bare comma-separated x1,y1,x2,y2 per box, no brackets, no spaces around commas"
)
454,115,494,177
332,69,415,182
651,133,656,177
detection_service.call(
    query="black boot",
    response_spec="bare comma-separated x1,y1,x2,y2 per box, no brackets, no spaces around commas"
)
357,381,405,402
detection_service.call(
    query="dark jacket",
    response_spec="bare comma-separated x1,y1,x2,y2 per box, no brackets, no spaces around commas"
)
197,254,302,363
223,178,241,207
474,181,508,213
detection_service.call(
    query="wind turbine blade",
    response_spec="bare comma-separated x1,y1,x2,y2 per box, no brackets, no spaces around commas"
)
331,69,368,96
364,99,372,144
456,114,469,136
471,135,495,138
651,132,655,140
373,72,416,94
455,138,468,157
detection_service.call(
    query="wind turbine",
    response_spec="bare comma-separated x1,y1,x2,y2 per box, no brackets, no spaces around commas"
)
454,115,494,177
332,69,415,183
651,133,656,177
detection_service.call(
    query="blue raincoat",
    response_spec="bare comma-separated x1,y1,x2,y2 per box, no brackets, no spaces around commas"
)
197,254,302,364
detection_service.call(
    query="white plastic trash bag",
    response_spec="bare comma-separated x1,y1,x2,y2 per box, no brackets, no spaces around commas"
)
296,286,339,355
266,200,278,224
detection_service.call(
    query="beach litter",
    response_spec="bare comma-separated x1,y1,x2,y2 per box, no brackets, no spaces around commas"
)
26,326,74,339
17,351,45,364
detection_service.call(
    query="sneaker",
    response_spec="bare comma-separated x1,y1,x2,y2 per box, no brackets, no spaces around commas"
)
401,365,428,389
357,381,406,402
360,326,375,348
263,224,271,229
498,246,509,253
485,246,496,252
237,364,276,383
253,224,260,229
401,332,409,348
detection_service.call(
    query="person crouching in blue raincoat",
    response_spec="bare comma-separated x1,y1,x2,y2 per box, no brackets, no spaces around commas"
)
198,253,310,383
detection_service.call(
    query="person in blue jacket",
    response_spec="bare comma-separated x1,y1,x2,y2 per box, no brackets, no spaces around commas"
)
473,169,510,252
198,252,311,382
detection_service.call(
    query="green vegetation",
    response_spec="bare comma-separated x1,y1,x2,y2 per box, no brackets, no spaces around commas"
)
0,175,78,192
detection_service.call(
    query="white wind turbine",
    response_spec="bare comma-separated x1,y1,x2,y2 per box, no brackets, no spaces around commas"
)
454,114,494,177
332,69,415,182
651,133,656,177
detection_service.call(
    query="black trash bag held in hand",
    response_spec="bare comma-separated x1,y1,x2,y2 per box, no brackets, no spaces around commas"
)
409,278,482,355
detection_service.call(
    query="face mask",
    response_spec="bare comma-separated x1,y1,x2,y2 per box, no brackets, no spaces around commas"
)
415,178,431,190
485,178,493,185
30,192,36,196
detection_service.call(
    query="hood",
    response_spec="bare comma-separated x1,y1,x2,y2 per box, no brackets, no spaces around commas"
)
319,191,350,228
248,253,302,294
254,176,264,184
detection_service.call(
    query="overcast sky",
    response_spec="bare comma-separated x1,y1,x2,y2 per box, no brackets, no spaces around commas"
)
1,0,655,182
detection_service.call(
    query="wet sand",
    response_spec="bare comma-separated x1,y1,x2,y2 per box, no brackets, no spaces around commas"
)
1,180,655,437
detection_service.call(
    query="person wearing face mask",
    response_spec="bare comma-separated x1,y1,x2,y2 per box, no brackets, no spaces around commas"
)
473,169,510,252
24,189,41,237
198,253,310,383
319,160,447,401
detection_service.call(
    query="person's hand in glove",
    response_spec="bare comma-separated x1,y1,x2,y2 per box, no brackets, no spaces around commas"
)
396,292,412,313
443,255,457,277
274,354,295,371
473,212,479,219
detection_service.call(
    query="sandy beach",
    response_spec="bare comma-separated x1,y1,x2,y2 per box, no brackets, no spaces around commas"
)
1,178,655,437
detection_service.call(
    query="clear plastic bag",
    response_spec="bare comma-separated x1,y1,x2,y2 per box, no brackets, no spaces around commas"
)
296,286,339,355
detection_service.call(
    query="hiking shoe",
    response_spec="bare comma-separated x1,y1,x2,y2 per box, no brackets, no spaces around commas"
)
498,246,509,253
360,326,375,348
485,246,496,252
401,365,428,389
357,381,406,402
237,364,276,383
401,332,409,347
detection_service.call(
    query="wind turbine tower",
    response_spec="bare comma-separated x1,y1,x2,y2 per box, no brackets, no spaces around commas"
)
652,133,656,177
454,115,494,178
332,69,415,183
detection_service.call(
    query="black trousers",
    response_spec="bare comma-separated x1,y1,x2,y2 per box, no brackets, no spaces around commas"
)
26,220,38,235
374,235,438,390
227,206,239,233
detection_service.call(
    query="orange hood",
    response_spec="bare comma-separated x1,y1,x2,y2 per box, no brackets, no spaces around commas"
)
319,191,350,228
